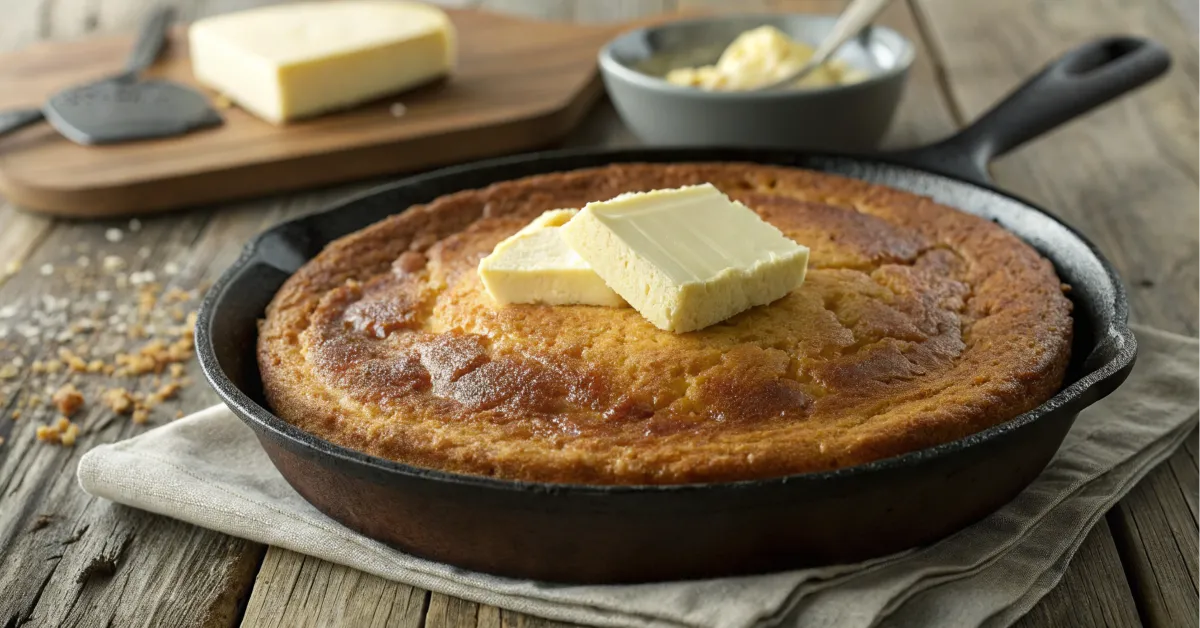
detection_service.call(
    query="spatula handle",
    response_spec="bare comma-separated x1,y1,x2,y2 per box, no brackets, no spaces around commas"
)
0,108,44,137
124,6,176,75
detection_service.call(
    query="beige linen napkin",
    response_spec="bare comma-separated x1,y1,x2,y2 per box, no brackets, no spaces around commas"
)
77,324,1198,628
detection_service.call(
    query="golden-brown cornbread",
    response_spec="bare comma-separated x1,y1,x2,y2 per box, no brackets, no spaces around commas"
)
257,163,1072,485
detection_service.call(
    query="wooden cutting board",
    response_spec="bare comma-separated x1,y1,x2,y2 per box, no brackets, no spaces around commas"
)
0,9,641,217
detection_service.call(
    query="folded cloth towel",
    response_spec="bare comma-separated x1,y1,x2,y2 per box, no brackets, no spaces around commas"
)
77,324,1198,628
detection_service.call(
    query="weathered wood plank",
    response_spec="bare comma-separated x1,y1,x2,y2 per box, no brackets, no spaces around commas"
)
1013,519,1143,628
0,203,54,277
0,209,270,627
912,0,1200,624
0,0,57,279
0,166,379,626
426,593,487,628
241,547,429,628
1110,426,1199,628
0,0,414,619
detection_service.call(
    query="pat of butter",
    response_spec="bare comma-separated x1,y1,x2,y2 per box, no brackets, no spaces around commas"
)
560,184,809,333
478,210,626,307
188,1,455,123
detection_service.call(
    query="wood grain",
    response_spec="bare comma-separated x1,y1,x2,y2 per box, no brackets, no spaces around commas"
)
1013,519,1142,628
1110,426,1199,628
241,547,429,628
0,9,627,217
0,169,390,627
0,202,53,273
0,195,293,626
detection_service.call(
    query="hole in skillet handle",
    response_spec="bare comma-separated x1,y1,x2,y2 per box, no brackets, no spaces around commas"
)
1062,37,1146,74
880,35,1171,186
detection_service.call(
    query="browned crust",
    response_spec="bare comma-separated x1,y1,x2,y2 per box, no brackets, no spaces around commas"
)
257,163,1072,485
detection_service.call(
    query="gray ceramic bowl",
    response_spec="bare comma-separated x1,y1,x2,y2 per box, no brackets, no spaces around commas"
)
599,14,914,151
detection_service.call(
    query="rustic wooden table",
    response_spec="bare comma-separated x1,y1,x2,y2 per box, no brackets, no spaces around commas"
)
0,1,1195,627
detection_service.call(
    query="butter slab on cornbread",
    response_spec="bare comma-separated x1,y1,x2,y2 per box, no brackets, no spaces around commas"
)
188,1,455,124
479,210,626,307
560,184,809,332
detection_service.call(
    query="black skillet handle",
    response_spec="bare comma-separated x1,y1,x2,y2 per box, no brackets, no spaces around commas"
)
885,36,1171,185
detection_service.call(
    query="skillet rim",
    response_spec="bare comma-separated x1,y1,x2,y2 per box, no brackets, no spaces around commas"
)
196,145,1138,495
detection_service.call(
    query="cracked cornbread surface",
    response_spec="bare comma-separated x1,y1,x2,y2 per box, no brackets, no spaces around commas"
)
257,163,1072,485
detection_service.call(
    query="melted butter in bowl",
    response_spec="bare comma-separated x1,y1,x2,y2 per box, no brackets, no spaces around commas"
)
600,14,914,149
652,25,870,91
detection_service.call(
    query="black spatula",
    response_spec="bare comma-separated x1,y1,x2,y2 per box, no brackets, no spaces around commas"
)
0,7,222,145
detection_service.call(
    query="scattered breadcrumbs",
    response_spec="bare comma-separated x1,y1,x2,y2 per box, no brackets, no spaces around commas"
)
3,251,203,438
150,382,180,403
137,287,157,317
103,256,126,272
36,417,80,447
52,384,85,417
114,338,191,375
58,348,88,373
101,388,136,415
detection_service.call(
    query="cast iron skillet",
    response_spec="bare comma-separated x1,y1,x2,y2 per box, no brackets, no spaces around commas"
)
197,37,1169,583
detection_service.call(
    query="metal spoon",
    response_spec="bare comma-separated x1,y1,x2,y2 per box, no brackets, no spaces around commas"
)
751,0,894,92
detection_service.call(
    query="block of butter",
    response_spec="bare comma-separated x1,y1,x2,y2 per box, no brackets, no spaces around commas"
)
478,210,625,307
561,184,809,333
188,1,455,124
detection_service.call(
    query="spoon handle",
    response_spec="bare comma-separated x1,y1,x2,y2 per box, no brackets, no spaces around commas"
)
756,0,894,91
807,0,893,71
